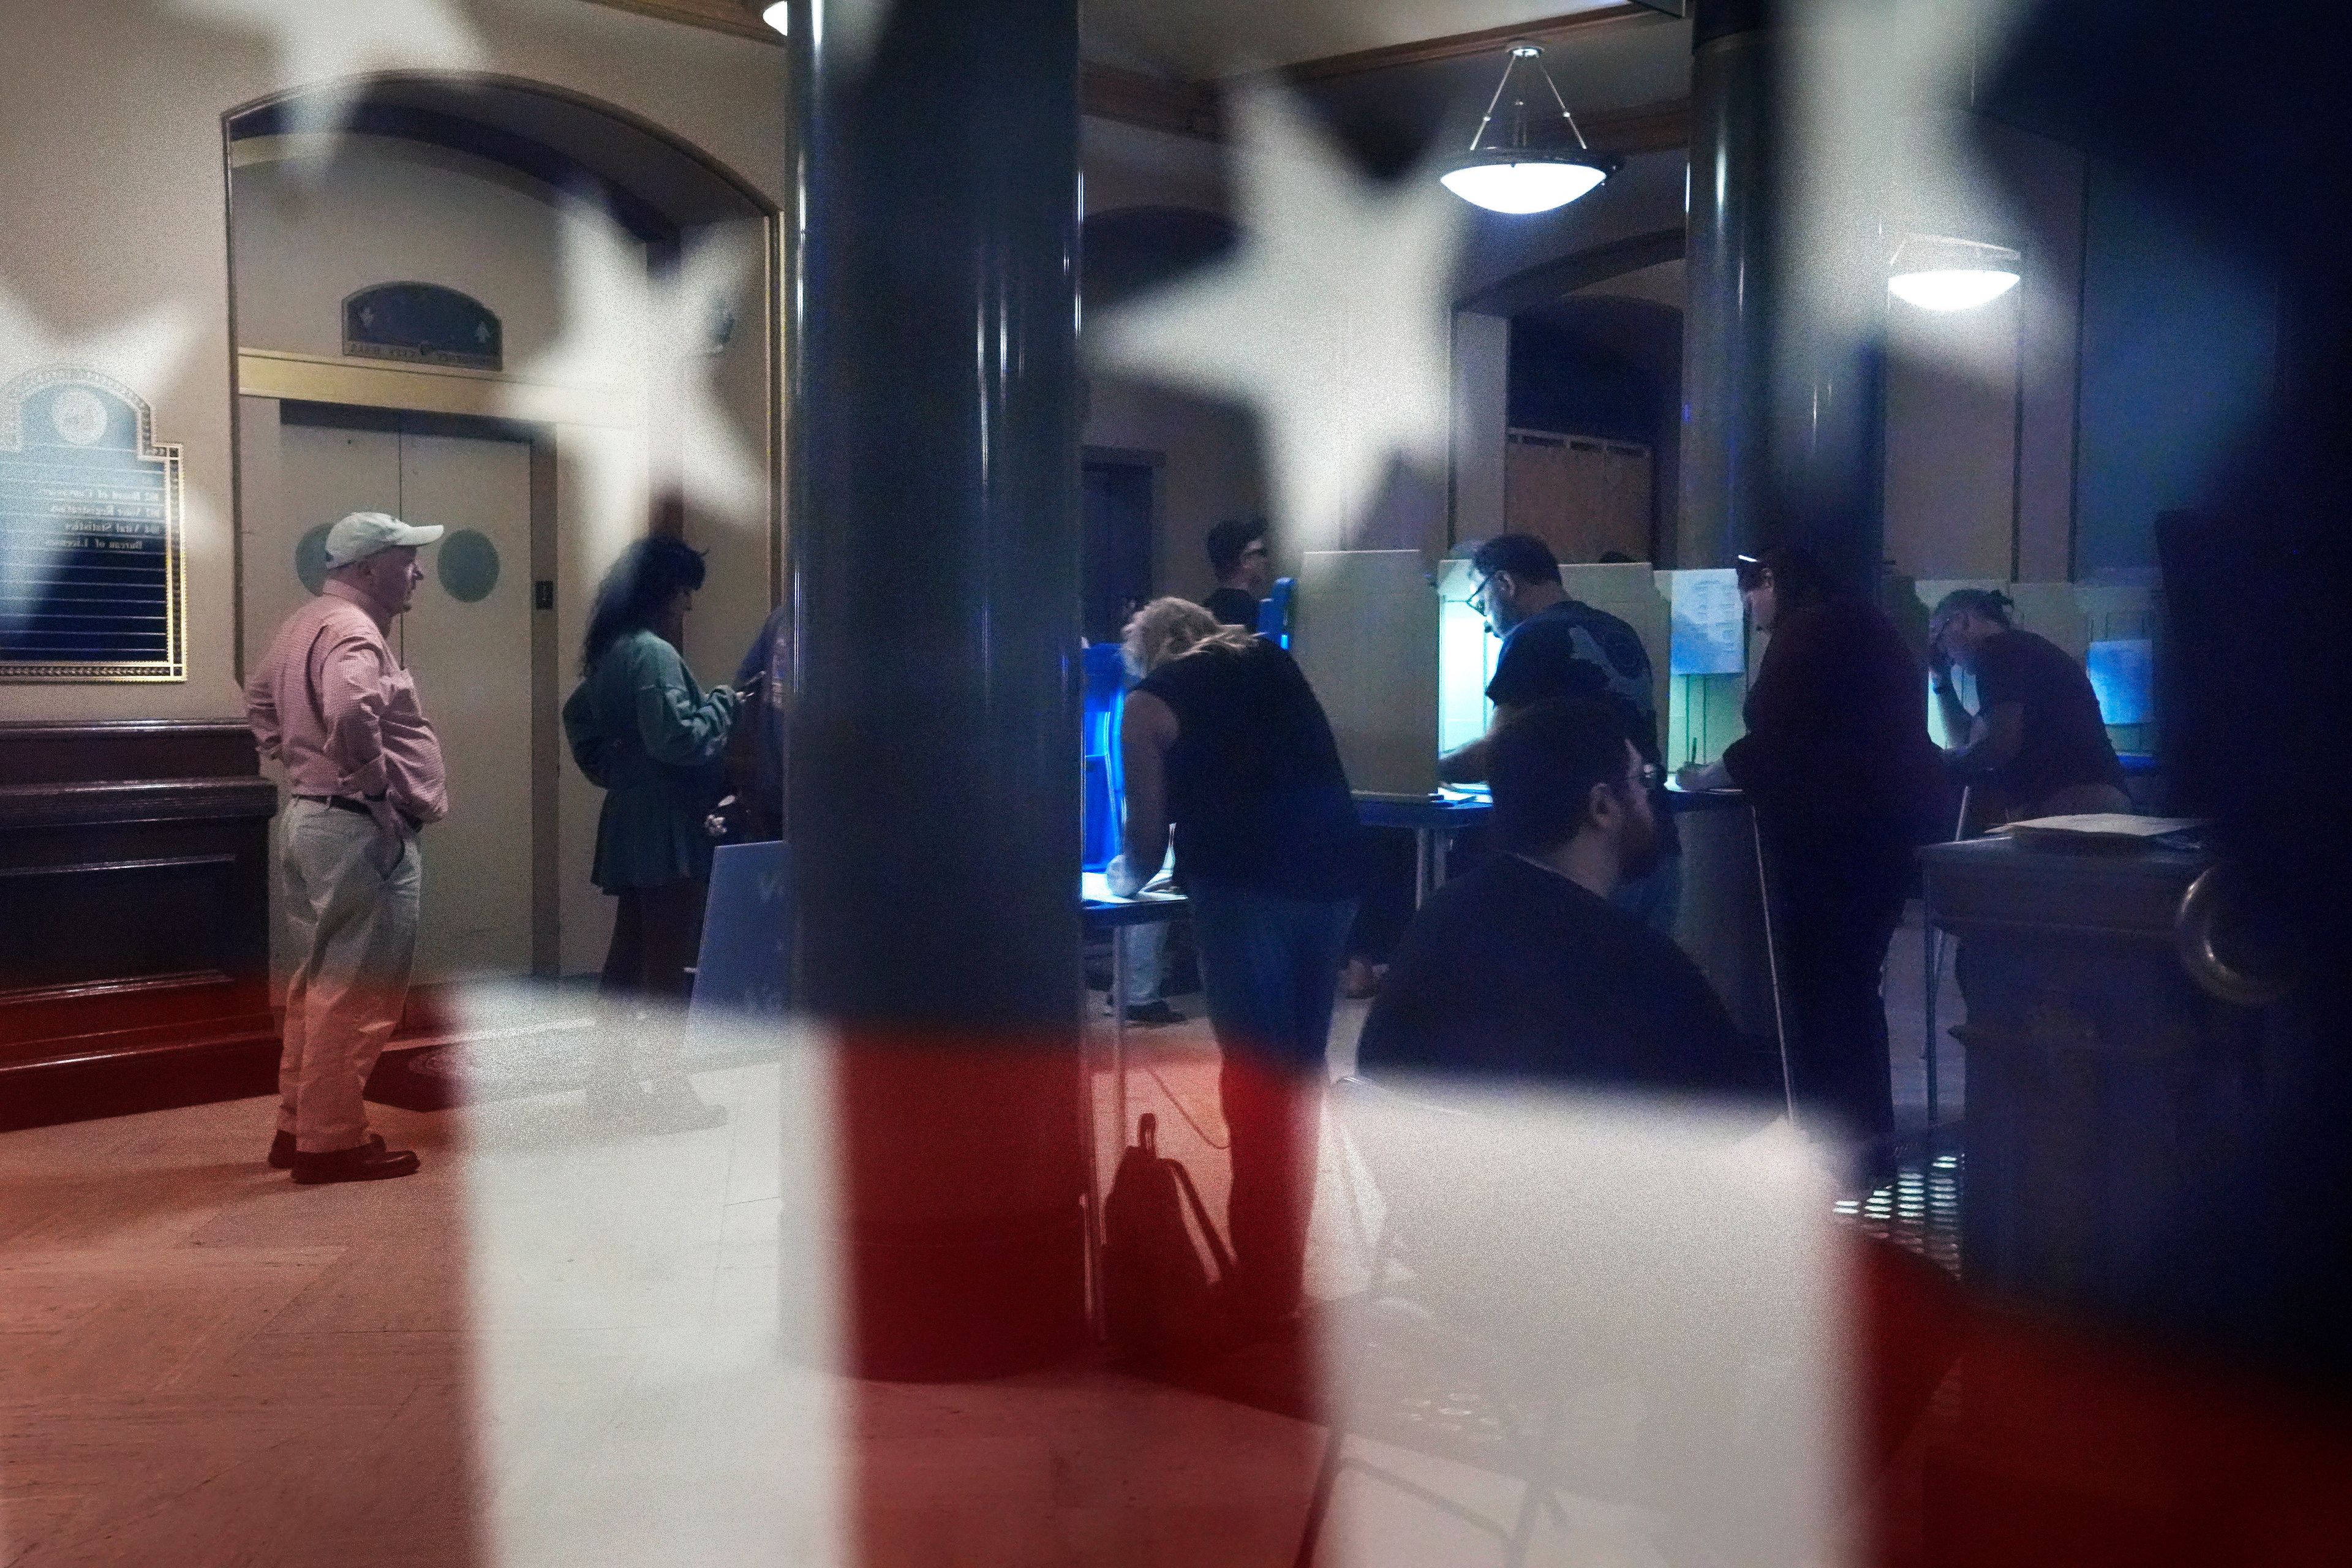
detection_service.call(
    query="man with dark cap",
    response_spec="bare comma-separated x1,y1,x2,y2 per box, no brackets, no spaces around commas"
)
1202,517,1272,630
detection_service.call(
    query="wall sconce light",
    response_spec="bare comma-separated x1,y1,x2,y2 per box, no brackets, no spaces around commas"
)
1888,233,2022,311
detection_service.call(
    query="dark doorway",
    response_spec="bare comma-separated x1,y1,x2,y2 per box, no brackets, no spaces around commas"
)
1081,451,1156,644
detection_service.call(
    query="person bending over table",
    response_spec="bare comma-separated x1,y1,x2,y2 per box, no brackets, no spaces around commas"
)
1436,533,1681,937
1928,588,2130,823
1109,597,1364,1332
1675,546,1948,1179
1360,698,1773,1104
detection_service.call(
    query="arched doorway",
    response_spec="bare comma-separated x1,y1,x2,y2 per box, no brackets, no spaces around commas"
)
224,75,779,998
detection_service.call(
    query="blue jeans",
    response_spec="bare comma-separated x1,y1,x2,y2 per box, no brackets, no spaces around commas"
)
1117,922,1167,1007
1186,878,1355,1317
1185,880,1357,1074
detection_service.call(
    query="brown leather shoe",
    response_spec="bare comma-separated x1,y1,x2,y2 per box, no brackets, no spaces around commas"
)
290,1141,420,1185
269,1131,382,1170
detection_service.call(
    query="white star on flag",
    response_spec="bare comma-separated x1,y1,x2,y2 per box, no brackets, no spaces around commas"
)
1090,82,1466,552
0,292,197,406
172,0,485,146
510,208,766,553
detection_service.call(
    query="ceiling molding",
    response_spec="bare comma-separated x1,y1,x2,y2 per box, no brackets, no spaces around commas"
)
556,0,1684,156
1576,98,1690,156
572,0,781,45
1080,64,1223,140
1458,227,1685,315
1268,5,1668,85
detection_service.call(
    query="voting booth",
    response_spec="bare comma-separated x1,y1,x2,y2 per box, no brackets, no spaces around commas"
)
1291,550,1442,801
1287,550,1777,1042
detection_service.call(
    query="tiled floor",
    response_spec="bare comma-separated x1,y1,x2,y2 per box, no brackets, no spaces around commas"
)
1,925,1936,1567
0,1010,1333,1568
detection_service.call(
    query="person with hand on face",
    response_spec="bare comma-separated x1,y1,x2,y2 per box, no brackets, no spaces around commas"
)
1361,699,1768,1099
1110,597,1363,1334
1675,547,1948,1180
1928,589,2129,823
1201,518,1274,631
1437,534,1680,935
563,535,737,1129
246,511,449,1185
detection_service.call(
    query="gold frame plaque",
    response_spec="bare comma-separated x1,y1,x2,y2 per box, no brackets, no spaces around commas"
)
0,368,187,683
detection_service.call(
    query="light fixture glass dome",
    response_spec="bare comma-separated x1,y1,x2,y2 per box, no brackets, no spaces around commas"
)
1888,267,2020,311
1441,43,1619,216
1887,234,2022,312
1441,158,1610,216
760,1,789,34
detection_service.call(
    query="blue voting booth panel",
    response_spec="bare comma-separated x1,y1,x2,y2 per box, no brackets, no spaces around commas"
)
1258,577,1294,649
1081,642,1126,872
690,840,791,1023
2086,638,2154,726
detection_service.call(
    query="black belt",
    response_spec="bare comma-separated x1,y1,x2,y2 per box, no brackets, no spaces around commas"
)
298,794,424,832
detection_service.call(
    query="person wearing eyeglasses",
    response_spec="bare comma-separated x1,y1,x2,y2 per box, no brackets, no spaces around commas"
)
1359,698,1768,1100
1928,588,2128,823
1202,517,1274,630
1438,533,1681,935
1674,546,1948,1180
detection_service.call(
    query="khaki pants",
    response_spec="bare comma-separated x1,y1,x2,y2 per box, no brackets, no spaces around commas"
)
277,799,421,1153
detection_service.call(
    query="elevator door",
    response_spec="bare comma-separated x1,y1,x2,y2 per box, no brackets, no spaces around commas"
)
394,430,535,982
264,415,537,984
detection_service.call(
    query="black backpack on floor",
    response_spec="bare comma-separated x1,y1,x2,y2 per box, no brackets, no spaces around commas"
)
1102,1112,1232,1360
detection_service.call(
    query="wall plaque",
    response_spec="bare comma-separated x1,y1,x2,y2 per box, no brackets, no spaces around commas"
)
343,282,502,371
0,370,186,683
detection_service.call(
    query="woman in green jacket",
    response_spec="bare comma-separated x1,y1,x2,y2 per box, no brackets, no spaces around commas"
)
563,535,737,1124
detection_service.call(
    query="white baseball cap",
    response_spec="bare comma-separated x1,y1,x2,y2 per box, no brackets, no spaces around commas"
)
323,511,445,567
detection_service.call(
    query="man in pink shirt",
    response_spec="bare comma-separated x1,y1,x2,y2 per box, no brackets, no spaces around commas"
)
246,511,450,1184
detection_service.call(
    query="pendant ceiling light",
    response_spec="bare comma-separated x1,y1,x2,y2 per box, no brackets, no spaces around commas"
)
759,1,789,34
1441,43,1621,216
1888,233,2021,311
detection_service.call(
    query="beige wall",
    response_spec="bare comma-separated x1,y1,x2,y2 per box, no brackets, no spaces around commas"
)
1882,287,2019,579
230,138,581,368
673,212,780,691
1449,311,1509,553
1082,375,1263,606
0,0,788,725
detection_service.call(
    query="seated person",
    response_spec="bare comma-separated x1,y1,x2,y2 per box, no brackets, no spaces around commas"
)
1929,588,2130,823
1358,698,1773,1102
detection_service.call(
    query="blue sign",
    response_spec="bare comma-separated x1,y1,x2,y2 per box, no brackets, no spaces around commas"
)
0,370,184,682
1668,568,1744,676
690,840,791,1024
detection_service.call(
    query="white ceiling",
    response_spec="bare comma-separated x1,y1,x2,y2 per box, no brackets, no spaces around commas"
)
1080,0,1629,78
